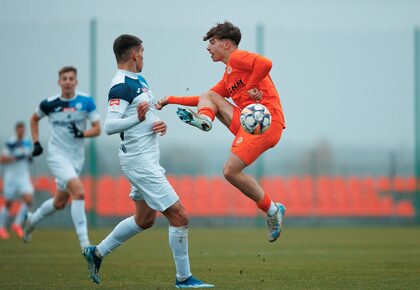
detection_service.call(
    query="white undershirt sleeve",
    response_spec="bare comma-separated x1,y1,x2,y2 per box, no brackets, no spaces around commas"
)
104,99,140,135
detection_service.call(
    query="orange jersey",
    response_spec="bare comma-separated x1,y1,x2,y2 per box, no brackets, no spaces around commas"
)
210,50,285,127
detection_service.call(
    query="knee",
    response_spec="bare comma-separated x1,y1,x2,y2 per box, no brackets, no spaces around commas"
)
172,208,189,226
223,166,237,182
53,199,67,210
135,216,155,230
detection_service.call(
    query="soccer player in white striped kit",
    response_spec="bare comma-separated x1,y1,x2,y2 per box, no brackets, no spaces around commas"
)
83,35,213,288
0,122,34,239
23,66,101,250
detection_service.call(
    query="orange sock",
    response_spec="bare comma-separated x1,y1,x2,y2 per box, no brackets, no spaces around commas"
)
256,193,272,213
198,107,215,121
167,96,200,106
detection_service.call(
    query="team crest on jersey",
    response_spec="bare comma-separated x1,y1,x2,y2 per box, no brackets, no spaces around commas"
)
109,99,120,112
75,103,83,110
227,66,232,74
236,137,243,144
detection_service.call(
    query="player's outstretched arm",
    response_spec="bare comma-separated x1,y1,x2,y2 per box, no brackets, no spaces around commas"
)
154,96,200,110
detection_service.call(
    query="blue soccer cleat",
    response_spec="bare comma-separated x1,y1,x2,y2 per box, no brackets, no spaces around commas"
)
175,276,215,288
267,203,286,242
176,107,212,132
83,246,102,284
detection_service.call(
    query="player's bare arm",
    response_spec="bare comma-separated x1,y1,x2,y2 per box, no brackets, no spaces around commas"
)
30,113,40,143
0,154,15,164
82,121,101,138
30,113,43,156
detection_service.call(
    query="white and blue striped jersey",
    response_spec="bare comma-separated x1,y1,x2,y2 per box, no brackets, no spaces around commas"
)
106,69,161,169
1,136,32,180
35,92,100,156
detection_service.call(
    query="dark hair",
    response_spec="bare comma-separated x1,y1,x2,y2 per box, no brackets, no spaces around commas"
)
113,34,143,63
59,66,77,76
15,121,25,129
203,21,241,46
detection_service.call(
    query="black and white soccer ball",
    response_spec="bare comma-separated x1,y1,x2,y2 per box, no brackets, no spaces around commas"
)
240,103,271,135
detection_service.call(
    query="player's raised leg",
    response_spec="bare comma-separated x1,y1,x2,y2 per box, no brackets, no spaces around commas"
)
224,153,286,242
176,90,234,133
23,189,71,243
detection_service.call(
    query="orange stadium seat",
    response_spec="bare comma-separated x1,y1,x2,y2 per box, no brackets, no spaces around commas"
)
0,176,416,218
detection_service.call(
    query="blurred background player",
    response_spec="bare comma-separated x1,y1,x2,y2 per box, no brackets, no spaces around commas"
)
156,21,286,242
0,122,34,239
23,66,101,250
83,34,213,288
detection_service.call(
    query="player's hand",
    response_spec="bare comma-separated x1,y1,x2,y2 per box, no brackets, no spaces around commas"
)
68,122,84,138
152,121,167,136
137,102,149,122
32,141,43,157
248,88,263,102
154,97,169,110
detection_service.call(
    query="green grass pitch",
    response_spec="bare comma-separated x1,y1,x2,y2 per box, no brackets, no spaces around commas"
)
0,227,419,289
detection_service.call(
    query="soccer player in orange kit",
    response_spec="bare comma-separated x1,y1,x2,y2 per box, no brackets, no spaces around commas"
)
155,21,286,242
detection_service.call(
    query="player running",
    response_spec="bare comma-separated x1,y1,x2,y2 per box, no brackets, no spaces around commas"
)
23,66,101,250
0,122,34,239
82,34,213,288
156,21,286,242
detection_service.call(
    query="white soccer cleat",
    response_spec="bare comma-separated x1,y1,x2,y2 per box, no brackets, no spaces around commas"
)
22,212,35,243
176,107,212,132
267,203,286,242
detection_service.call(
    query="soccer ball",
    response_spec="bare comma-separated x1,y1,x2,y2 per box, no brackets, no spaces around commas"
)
240,104,271,135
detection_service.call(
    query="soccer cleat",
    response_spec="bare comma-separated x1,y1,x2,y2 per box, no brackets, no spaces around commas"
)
0,227,9,239
267,203,286,242
23,212,35,243
175,276,215,288
83,246,102,284
176,107,212,132
11,224,24,238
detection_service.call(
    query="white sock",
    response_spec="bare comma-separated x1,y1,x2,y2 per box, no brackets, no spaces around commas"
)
0,207,9,228
96,215,143,258
30,198,56,226
267,202,278,216
71,200,90,248
169,225,192,281
13,203,28,226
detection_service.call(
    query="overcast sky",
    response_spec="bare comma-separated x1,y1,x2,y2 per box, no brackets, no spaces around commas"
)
1,0,419,173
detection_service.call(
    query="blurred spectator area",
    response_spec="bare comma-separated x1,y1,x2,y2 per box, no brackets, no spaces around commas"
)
0,176,415,218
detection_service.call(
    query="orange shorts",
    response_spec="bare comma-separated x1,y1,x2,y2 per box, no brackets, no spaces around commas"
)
229,106,283,165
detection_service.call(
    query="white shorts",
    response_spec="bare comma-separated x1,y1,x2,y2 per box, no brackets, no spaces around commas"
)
122,158,179,212
3,176,34,201
47,153,84,191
